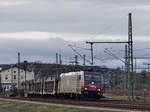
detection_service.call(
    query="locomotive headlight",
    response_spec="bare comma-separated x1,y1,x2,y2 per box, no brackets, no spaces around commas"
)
91,82,95,84
84,87,87,90
97,89,101,91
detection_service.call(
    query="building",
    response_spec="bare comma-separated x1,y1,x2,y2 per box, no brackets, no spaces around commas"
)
0,67,34,92
0,62,112,92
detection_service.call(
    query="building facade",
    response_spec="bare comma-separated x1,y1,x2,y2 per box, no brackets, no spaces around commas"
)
0,67,34,92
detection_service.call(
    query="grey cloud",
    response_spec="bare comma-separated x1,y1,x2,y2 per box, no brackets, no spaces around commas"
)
0,36,150,69
0,0,150,69
0,37,93,64
1,0,150,36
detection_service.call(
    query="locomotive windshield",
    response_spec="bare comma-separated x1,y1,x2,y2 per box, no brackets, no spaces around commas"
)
84,75,100,82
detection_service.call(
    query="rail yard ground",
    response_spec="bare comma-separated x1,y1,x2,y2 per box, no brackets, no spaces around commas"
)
0,97,141,112
104,89,150,102
0,99,97,112
0,89,150,112
104,93,150,103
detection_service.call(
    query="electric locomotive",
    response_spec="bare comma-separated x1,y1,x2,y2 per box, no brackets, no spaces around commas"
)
58,71,104,98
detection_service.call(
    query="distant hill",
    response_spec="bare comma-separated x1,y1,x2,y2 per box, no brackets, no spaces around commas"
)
0,62,111,78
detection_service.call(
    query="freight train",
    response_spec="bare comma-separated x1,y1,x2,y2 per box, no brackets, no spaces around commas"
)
22,71,104,99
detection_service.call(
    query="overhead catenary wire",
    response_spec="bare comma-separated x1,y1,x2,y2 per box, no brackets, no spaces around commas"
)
104,48,126,64
88,14,128,41
68,44,91,51
68,44,92,64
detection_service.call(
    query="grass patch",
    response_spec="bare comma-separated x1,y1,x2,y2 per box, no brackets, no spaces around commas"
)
0,101,92,112
104,93,129,101
104,93,150,102
0,101,14,109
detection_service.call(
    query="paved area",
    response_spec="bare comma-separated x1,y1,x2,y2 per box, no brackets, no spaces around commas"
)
0,98,141,112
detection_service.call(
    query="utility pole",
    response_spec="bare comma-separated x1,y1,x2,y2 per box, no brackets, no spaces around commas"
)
83,54,86,66
56,53,58,64
83,42,94,65
86,13,134,100
148,64,150,72
11,65,14,91
75,55,78,65
128,13,134,100
23,60,28,97
23,61,27,90
134,58,137,96
134,58,137,73
125,45,129,97
59,54,62,65
17,52,21,96
90,43,94,65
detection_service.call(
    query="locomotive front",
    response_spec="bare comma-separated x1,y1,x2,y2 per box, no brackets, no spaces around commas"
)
82,72,103,98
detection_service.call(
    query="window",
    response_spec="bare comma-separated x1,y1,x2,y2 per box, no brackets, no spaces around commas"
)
21,76,23,80
85,75,100,82
14,75,16,80
14,71,16,73
5,75,8,80
85,75,91,81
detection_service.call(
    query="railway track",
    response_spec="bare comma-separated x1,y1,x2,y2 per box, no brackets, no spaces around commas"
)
0,96,150,111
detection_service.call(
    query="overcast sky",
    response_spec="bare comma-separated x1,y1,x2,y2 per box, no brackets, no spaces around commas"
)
0,0,150,69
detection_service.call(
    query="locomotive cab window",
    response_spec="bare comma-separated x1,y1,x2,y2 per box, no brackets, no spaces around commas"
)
77,75,81,80
85,75,100,82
